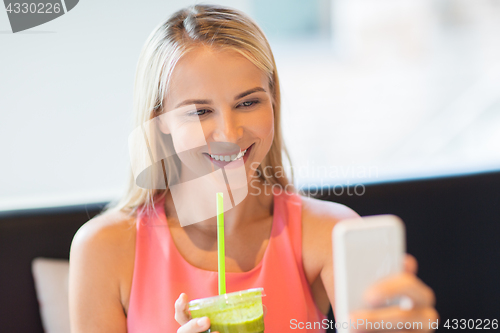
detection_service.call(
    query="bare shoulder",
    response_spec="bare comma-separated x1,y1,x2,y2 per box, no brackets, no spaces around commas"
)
301,195,360,228
71,209,136,254
69,209,136,333
69,208,137,302
300,195,360,279
301,194,360,256
299,195,360,314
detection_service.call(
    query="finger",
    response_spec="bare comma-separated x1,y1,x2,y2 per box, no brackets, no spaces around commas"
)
364,272,436,308
404,253,418,275
350,306,439,333
177,317,211,333
174,293,191,325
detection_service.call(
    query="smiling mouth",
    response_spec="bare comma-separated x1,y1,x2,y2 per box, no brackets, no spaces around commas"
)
204,143,254,163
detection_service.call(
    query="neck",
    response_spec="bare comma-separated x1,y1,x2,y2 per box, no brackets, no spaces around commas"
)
164,179,273,236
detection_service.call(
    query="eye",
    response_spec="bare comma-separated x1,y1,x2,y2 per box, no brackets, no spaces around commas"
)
239,100,260,108
189,109,211,117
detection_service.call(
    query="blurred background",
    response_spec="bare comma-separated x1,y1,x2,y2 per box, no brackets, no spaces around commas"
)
1,0,500,208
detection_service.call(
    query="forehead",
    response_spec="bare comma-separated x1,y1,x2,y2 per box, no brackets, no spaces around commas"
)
165,45,269,106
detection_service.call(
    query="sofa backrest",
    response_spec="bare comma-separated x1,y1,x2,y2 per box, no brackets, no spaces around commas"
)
0,203,106,332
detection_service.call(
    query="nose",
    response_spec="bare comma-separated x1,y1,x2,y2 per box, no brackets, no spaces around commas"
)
211,108,243,143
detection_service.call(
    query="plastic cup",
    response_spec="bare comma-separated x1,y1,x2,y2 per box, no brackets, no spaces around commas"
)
188,288,265,333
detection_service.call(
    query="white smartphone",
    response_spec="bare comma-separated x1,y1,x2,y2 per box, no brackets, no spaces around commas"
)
332,214,406,333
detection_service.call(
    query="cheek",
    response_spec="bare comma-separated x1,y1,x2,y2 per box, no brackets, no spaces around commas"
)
256,108,274,145
245,107,274,155
171,131,189,153
170,121,208,153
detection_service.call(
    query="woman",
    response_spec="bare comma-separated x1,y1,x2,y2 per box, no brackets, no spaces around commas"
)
69,4,438,333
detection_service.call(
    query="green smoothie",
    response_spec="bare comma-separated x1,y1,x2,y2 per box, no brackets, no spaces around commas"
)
188,288,265,333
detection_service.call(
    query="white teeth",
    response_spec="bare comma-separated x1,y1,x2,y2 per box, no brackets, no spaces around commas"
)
208,147,249,162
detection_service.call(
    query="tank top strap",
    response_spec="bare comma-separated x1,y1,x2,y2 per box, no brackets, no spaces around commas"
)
272,188,305,276
136,195,168,227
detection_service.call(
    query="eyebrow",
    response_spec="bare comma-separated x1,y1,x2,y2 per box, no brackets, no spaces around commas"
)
174,87,266,109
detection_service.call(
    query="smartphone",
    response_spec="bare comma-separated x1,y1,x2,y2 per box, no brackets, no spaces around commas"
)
332,214,406,333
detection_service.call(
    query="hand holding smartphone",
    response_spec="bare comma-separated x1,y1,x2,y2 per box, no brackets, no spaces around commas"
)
332,214,406,333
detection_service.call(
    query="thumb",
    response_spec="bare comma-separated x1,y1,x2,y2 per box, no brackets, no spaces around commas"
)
403,253,418,275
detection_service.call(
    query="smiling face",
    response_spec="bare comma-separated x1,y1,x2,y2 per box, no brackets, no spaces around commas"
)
161,45,275,185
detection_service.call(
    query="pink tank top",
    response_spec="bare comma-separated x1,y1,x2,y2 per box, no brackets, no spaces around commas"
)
127,189,328,332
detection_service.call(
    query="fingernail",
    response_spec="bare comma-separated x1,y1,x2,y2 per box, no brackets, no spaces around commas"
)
197,317,208,326
399,296,414,310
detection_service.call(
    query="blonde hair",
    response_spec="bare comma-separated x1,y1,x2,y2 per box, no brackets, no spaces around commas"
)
105,4,294,217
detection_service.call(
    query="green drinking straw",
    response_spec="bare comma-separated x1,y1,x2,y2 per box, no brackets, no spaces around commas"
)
216,192,226,295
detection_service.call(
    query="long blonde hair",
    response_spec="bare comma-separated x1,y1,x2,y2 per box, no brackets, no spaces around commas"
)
105,4,294,218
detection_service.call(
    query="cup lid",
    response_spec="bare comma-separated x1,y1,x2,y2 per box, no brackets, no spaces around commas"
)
188,287,265,310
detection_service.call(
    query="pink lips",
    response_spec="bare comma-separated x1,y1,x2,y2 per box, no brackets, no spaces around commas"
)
204,143,254,168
